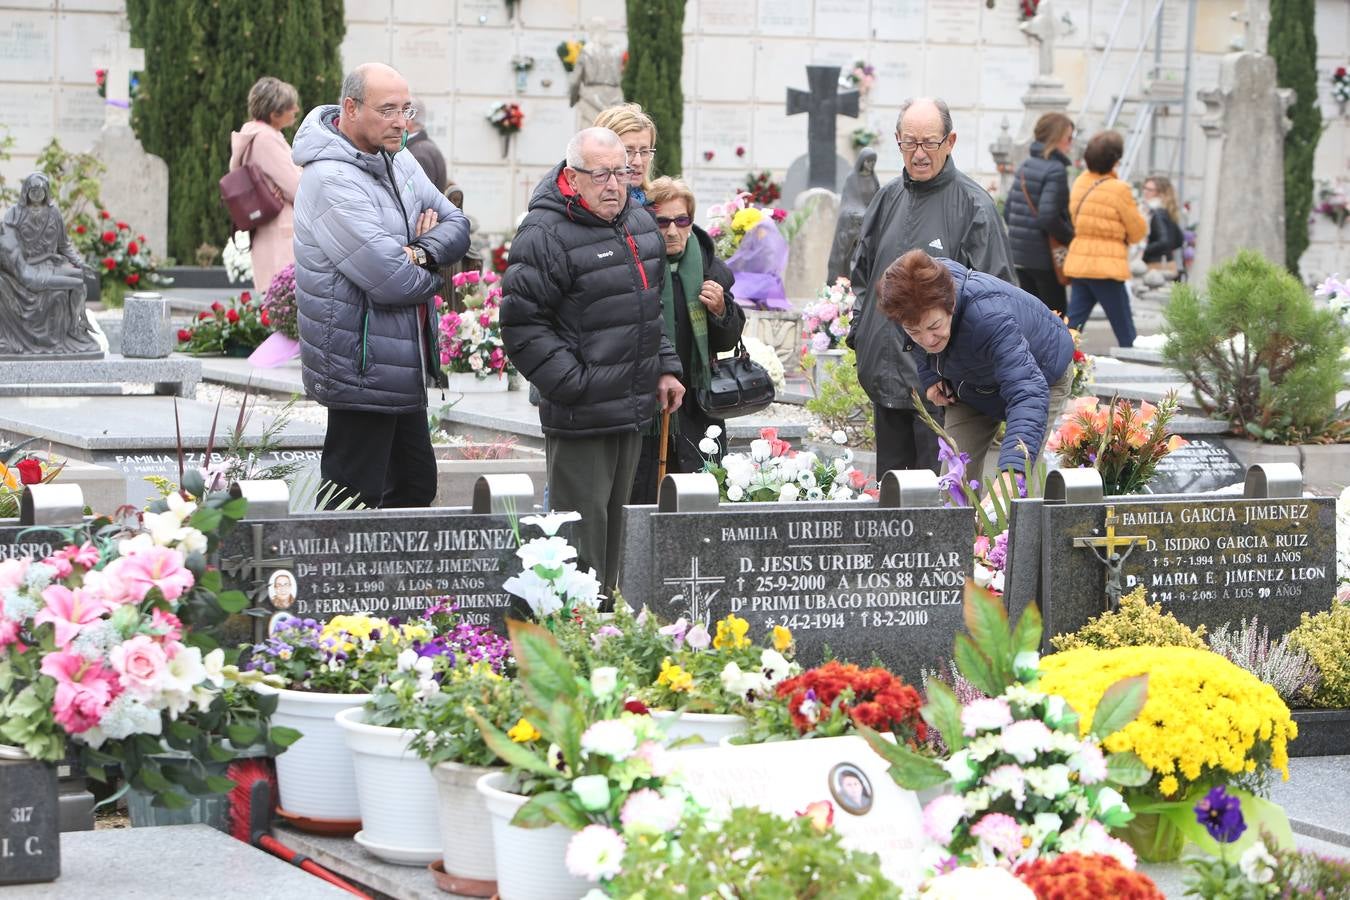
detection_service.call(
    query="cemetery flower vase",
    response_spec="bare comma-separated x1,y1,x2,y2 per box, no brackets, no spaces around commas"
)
255,685,369,826
811,348,846,391
335,708,441,866
445,371,509,393
431,760,499,896
650,710,749,749
1116,811,1186,863
124,747,260,831
476,771,591,900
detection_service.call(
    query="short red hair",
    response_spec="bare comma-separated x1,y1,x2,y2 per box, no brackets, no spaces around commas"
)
878,250,955,327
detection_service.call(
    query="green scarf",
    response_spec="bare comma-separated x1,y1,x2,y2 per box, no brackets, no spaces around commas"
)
647,246,711,437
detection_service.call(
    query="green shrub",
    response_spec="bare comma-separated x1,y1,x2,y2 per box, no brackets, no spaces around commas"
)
805,348,874,449
1286,601,1350,708
1050,586,1207,651
1270,0,1322,276
622,0,684,179
1161,250,1350,443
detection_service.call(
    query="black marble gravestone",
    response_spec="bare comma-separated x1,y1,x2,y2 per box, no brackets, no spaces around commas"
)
0,756,60,884
1143,438,1246,495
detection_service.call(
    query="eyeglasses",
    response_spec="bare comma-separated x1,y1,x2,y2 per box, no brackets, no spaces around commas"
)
897,134,950,152
571,166,633,185
655,215,692,229
353,99,417,121
625,148,657,161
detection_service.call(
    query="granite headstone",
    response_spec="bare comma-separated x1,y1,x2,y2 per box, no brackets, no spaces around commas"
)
0,756,60,885
1143,438,1246,495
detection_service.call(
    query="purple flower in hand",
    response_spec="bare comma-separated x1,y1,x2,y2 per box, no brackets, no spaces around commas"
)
1195,785,1246,843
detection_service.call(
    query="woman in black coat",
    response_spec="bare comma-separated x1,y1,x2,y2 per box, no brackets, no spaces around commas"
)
1141,175,1184,274
630,177,746,504
1004,112,1076,315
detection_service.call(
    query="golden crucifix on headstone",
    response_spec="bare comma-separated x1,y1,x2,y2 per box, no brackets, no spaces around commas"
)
1073,505,1149,611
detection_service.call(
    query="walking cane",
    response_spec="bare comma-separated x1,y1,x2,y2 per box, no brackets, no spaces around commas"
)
656,408,672,494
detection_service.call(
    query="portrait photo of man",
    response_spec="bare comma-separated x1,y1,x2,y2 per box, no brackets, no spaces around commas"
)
829,762,874,816
268,569,297,610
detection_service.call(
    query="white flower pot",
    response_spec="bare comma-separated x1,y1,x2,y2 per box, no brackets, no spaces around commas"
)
256,685,369,822
650,710,749,749
432,761,499,896
336,707,441,866
477,770,591,900
445,370,509,393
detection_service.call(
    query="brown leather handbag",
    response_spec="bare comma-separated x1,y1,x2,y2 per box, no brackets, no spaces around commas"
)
1021,174,1071,287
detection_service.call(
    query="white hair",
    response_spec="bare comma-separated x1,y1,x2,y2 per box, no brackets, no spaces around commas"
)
566,127,623,169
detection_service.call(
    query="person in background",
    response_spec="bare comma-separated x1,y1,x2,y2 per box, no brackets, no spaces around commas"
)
229,76,302,294
1004,111,1075,314
593,103,657,205
847,97,1015,478
879,249,1073,493
1141,175,1184,275
404,98,448,193
1063,131,1148,349
629,177,745,504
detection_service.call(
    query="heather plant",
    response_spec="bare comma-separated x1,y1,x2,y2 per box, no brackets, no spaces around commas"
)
1207,618,1320,707
1285,600,1350,709
1161,250,1350,443
1050,587,1207,652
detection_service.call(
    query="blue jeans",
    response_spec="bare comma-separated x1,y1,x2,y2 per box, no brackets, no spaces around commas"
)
1067,278,1136,348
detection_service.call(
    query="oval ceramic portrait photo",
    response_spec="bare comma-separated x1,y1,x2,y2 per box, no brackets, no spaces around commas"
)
829,762,874,816
268,568,297,610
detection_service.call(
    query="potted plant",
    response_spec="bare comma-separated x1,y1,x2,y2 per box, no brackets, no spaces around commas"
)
337,608,512,870
472,621,690,899
701,426,872,502
176,292,271,357
436,270,512,392
636,613,799,747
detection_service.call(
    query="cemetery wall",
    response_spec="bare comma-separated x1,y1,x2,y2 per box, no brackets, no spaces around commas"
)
0,0,1345,275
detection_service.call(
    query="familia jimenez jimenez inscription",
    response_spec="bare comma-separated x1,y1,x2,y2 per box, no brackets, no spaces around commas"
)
649,506,973,682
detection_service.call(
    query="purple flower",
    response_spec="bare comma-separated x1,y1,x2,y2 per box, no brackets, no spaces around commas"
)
986,531,1009,571
1195,785,1246,843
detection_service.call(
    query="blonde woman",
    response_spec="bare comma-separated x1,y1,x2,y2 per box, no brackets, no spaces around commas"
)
1141,175,1184,273
229,76,302,293
594,103,657,205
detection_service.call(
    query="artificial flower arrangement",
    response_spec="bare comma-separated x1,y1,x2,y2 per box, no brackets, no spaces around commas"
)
800,276,856,357
176,292,272,355
556,39,584,72
487,101,525,135
501,511,603,620
738,658,927,746
1068,326,1095,398
840,60,876,96
706,190,788,261
222,231,252,285
1046,393,1187,495
1333,66,1350,106
490,239,510,274
636,613,799,718
1018,0,1043,20
851,126,879,151
1037,644,1297,861
700,425,872,503
0,480,299,808
261,262,299,340
1315,177,1349,228
73,209,165,307
0,444,63,519
471,620,696,886
743,170,782,207
94,67,140,102
436,269,510,380
862,584,1156,878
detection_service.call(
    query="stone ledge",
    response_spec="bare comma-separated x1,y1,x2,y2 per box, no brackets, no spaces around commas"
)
1289,709,1350,760
0,355,201,399
275,825,455,900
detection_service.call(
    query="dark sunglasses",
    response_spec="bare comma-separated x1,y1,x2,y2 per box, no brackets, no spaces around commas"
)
655,215,692,229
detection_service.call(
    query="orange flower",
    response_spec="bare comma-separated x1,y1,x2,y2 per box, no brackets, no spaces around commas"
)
1166,434,1189,452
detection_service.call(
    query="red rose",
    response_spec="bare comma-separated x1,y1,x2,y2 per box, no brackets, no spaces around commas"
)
138,234,147,243
260,309,271,326
127,241,139,255
101,230,117,244
177,329,192,342
623,698,650,715
198,311,211,320
211,301,224,312
226,308,240,324
116,221,129,230
125,273,139,286
15,458,42,485
1338,67,1348,77
99,210,111,219
102,257,116,270
240,291,251,303
75,225,86,234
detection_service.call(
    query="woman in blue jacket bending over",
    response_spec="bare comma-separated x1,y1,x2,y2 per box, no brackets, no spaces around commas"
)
877,249,1074,493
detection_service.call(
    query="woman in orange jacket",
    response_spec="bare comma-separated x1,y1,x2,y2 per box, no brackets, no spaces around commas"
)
1063,131,1148,348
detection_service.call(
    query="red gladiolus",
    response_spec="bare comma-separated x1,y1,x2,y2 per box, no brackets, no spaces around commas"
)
127,241,139,255
99,210,111,219
102,257,116,270
101,230,117,244
15,458,42,485
260,309,271,326
226,308,240,324
177,329,192,342
125,273,139,286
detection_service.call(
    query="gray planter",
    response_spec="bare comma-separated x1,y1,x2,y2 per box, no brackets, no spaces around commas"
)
1290,708,1350,758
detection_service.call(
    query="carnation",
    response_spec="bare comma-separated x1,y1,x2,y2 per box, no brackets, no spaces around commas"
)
619,788,684,836
565,825,627,882
580,718,638,760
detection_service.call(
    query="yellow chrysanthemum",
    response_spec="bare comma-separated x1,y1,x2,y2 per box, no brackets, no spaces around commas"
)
1039,646,1296,798
730,207,764,235
713,614,751,650
508,718,541,743
772,625,793,652
657,658,693,693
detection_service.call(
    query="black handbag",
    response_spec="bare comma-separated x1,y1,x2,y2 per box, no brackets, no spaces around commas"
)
696,341,776,419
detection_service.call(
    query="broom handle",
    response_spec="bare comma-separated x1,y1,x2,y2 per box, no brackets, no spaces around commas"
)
257,834,372,899
656,407,672,491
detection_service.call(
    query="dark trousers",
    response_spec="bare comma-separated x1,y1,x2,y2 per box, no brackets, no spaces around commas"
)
321,408,437,509
546,431,642,595
1067,278,1136,348
1016,267,1067,316
874,404,941,478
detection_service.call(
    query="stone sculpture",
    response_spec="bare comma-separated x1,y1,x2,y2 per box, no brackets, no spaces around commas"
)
826,148,881,283
0,173,100,357
569,19,625,131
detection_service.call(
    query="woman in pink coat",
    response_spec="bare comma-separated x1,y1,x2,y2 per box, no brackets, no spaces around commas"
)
229,77,302,294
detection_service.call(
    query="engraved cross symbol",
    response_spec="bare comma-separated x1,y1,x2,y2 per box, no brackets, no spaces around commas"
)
1073,505,1149,611
220,523,294,607
662,557,724,624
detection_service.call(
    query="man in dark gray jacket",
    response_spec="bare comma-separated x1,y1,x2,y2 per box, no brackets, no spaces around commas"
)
847,97,1015,477
293,63,469,508
501,127,683,594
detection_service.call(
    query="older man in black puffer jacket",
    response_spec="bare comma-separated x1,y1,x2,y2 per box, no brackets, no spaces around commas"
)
501,127,683,593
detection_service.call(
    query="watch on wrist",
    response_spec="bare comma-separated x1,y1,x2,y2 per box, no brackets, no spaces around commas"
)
410,245,428,267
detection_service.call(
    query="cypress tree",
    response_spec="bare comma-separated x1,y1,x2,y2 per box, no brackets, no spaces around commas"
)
1269,0,1322,277
125,0,344,262
622,0,685,179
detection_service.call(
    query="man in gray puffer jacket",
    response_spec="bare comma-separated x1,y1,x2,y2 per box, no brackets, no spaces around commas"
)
293,63,469,508
501,127,683,594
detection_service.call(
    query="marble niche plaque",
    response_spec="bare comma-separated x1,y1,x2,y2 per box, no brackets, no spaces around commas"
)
1143,438,1246,495
648,505,972,685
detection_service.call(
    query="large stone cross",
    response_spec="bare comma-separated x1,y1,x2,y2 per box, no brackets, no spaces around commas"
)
786,65,859,192
93,25,144,128
1020,0,1058,79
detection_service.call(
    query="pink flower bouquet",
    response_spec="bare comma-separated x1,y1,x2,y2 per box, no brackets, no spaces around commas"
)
437,270,510,380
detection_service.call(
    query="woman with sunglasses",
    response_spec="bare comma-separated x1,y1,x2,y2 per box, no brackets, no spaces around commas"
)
629,176,746,504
